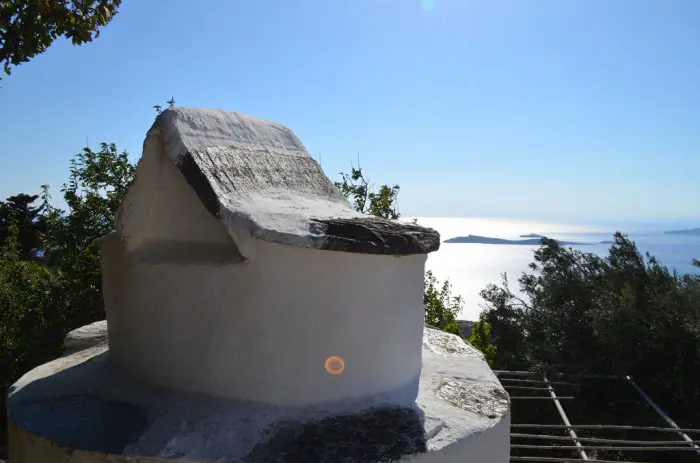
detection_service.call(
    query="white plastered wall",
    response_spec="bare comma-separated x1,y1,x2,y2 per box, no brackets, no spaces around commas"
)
102,235,426,407
407,415,511,463
115,133,243,263
102,137,428,407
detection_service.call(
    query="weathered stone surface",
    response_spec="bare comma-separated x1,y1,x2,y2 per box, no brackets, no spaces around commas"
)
312,217,440,255
434,378,509,419
422,327,482,358
245,406,426,463
63,320,108,355
8,327,510,463
147,108,440,256
12,394,146,453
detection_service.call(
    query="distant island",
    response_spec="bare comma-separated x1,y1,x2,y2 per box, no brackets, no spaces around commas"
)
444,234,588,245
519,234,546,238
664,228,700,236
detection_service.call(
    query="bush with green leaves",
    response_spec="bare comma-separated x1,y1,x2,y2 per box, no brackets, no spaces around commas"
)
41,143,135,327
0,223,63,377
334,166,400,220
0,142,135,379
423,270,463,337
480,232,700,460
468,318,497,366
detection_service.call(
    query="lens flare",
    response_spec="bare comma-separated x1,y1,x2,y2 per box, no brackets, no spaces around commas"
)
324,356,345,375
421,0,435,11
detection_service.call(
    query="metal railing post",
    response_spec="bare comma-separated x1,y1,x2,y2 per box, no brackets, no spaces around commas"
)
544,374,589,460
625,375,700,456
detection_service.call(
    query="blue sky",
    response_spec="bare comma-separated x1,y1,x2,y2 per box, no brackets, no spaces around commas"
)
0,0,698,223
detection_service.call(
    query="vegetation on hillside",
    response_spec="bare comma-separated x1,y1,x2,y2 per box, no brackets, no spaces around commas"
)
0,142,134,377
468,319,497,367
480,234,700,462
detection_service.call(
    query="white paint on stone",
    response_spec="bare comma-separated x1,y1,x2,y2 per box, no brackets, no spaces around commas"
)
102,107,436,407
101,230,427,407
406,415,511,463
63,320,108,356
114,132,243,261
422,327,483,358
8,328,510,463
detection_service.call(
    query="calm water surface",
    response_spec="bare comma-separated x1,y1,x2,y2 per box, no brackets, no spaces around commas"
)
413,217,700,321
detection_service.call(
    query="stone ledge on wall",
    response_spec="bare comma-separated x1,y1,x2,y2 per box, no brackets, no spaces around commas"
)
62,320,108,356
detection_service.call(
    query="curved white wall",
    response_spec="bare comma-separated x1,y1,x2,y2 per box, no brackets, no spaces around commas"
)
101,234,426,407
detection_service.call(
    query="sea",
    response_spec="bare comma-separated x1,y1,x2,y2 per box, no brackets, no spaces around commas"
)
412,217,700,321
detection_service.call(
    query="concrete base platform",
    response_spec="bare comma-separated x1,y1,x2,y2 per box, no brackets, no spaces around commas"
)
7,328,510,463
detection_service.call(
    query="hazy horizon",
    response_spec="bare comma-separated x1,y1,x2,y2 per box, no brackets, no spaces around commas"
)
414,216,700,233
416,216,700,320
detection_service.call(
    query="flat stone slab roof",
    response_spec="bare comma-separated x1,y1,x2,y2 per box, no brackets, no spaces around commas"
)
143,108,440,256
8,328,509,462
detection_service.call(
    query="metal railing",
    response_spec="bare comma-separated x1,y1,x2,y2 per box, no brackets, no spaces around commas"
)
496,370,700,462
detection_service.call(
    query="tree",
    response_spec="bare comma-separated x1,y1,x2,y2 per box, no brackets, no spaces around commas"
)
480,233,700,462
0,193,46,259
468,318,497,367
1,0,121,78
41,142,135,325
0,221,63,377
335,165,400,220
423,270,463,337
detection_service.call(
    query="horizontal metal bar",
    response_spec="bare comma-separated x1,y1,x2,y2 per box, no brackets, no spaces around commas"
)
510,396,575,400
495,370,541,376
511,457,652,463
500,378,579,386
496,370,622,380
513,444,699,451
511,433,696,445
503,386,553,391
626,375,700,455
511,424,700,433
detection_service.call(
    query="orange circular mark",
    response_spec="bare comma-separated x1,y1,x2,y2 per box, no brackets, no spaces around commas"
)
324,355,345,375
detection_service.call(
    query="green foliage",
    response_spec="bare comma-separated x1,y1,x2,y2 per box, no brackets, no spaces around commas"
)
468,318,497,366
334,166,400,220
0,142,135,379
423,270,463,337
0,223,63,377
42,142,135,325
480,232,700,418
0,193,46,260
153,97,176,115
1,0,121,77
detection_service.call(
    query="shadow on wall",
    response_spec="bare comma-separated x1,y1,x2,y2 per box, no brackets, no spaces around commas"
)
245,406,427,463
